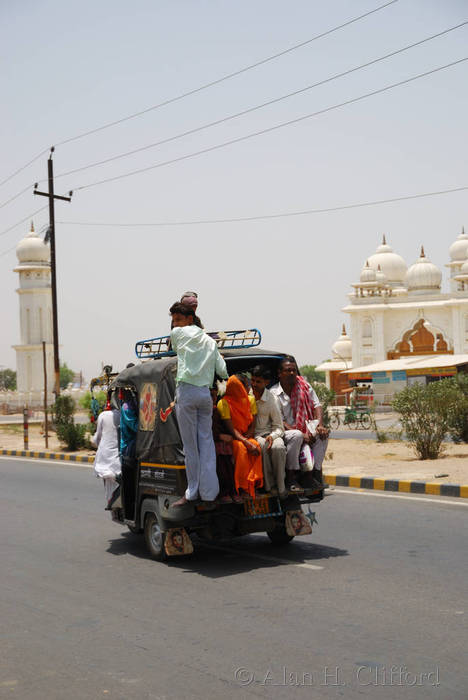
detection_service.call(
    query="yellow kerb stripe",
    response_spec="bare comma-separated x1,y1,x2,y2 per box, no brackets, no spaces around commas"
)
373,478,386,491
348,476,361,488
425,483,441,495
141,462,186,470
460,485,468,498
324,474,336,485
398,481,412,492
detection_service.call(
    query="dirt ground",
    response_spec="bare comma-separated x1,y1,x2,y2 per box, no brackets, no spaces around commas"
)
324,438,468,484
0,424,96,459
1,424,467,485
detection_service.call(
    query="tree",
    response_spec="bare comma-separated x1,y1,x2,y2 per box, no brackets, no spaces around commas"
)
60,362,75,389
52,395,87,450
300,364,325,383
0,368,16,391
311,382,335,429
445,373,468,443
392,379,465,460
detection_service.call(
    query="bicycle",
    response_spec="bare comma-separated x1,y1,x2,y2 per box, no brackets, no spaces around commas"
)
328,407,372,430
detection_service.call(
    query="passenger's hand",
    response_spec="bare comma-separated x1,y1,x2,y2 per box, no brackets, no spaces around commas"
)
317,425,329,439
265,435,273,450
220,433,233,443
245,440,259,455
302,431,311,444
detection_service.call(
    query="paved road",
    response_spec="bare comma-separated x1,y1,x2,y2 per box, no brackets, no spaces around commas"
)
1,457,466,700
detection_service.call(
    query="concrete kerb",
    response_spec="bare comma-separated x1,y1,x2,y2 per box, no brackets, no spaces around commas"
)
1,449,467,498
1,448,94,464
324,473,468,499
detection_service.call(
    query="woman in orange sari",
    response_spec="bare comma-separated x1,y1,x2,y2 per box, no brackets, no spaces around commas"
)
217,375,263,498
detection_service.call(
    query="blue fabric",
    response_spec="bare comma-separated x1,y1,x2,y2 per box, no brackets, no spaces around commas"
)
175,383,219,501
120,402,138,457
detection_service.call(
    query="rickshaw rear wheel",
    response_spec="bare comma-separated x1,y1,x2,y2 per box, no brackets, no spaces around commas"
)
127,524,143,535
267,526,294,545
144,512,167,561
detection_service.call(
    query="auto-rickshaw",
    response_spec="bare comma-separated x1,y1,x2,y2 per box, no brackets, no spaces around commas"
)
110,328,324,561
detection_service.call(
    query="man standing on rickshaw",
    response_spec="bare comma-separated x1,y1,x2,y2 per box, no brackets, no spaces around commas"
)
169,302,228,506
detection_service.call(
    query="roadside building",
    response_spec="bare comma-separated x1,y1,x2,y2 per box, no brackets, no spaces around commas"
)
12,222,54,403
317,230,468,402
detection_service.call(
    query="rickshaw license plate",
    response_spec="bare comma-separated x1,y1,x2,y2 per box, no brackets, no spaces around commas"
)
244,497,271,517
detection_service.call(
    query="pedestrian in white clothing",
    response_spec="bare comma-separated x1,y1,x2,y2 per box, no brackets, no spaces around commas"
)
92,400,121,506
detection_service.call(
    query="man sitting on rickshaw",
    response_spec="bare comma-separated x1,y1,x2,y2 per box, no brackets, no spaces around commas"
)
250,364,287,499
271,357,328,492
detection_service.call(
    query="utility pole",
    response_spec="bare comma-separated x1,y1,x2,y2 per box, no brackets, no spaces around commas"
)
33,148,72,398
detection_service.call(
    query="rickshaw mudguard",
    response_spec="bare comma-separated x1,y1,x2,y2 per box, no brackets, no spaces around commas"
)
140,495,197,531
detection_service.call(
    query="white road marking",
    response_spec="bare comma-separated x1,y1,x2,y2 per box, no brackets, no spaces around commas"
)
0,456,93,469
330,487,468,507
199,542,323,570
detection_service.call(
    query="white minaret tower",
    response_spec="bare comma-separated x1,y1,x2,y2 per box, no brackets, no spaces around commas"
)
12,222,54,401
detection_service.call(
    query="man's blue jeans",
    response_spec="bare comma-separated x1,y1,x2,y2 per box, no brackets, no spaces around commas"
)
175,383,219,501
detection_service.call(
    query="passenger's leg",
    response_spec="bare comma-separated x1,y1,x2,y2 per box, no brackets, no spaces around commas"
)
283,429,303,488
256,436,273,492
270,437,287,496
310,436,328,485
175,383,201,501
196,387,219,501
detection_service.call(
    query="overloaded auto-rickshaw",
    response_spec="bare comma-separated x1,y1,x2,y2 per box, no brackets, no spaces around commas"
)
110,328,324,561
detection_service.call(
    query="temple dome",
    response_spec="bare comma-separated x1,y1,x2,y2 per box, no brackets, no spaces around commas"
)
16,222,50,264
332,324,352,360
366,235,407,285
360,261,376,283
449,226,468,262
375,264,387,284
405,246,441,292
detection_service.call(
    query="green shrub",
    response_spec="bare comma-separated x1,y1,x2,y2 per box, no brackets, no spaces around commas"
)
52,395,90,450
392,380,464,460
51,395,76,426
311,382,335,429
56,422,87,451
375,428,388,443
445,374,468,443
79,390,106,413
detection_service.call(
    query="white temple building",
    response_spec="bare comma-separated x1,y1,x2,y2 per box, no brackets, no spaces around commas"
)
318,229,468,401
12,222,54,403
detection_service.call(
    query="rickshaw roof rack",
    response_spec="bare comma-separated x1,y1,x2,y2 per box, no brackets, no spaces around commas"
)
135,328,262,360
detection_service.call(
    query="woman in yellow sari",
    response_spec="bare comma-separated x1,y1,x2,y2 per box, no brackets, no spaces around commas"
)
217,375,263,498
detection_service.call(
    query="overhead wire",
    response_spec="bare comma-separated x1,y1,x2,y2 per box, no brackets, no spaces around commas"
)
57,185,468,228
52,21,468,182
53,0,400,148
0,183,36,210
0,148,49,190
0,205,48,239
73,57,468,193
0,0,399,191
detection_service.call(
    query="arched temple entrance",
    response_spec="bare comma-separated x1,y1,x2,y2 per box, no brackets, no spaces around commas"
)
387,319,452,359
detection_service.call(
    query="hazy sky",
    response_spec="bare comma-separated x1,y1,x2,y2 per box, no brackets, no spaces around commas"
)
1,0,467,381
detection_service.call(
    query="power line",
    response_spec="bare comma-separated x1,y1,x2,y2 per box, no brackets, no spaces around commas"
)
0,205,48,239
0,1,398,195
0,242,21,259
0,148,49,190
57,184,468,227
53,0,399,148
74,57,468,193
0,183,36,210
53,21,467,182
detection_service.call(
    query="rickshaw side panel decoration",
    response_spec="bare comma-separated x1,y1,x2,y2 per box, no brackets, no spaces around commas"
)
139,383,158,431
